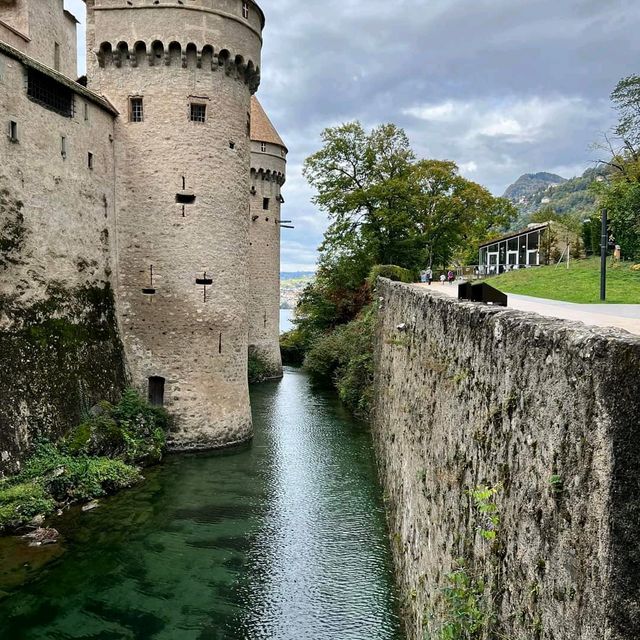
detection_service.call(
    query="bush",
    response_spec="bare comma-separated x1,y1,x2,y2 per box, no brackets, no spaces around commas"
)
0,480,55,532
248,351,272,383
64,389,168,465
366,264,415,289
23,444,141,502
0,390,166,533
304,304,376,419
280,328,306,366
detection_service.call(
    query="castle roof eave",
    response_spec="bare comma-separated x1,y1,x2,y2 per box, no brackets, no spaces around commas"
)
0,40,119,116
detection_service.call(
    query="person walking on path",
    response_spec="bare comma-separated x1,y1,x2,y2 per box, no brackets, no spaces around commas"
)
426,267,433,286
440,273,446,285
420,270,427,283
447,270,455,285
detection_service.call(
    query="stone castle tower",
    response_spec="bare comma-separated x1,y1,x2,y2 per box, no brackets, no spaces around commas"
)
84,0,265,450
249,97,287,378
0,0,286,469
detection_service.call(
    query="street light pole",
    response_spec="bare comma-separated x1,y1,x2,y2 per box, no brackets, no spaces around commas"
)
600,208,608,302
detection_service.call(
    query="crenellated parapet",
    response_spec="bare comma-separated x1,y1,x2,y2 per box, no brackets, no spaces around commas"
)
96,40,260,92
250,167,286,187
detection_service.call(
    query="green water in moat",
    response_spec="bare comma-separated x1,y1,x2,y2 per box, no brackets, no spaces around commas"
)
0,369,403,639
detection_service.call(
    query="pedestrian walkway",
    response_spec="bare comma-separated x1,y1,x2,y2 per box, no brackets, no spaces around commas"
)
414,282,640,336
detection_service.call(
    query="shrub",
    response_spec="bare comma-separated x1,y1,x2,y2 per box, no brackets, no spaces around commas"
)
366,264,415,289
280,328,306,366
248,351,272,383
23,444,142,502
0,390,165,534
0,480,55,532
64,389,168,465
304,304,376,419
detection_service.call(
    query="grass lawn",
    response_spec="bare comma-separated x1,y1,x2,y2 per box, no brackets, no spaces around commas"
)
486,258,640,304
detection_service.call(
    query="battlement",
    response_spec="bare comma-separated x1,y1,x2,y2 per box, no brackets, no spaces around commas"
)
96,40,260,92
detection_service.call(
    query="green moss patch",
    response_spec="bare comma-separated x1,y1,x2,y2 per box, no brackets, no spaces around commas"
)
0,390,168,534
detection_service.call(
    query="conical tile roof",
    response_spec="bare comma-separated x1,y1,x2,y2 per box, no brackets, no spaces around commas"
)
250,96,287,151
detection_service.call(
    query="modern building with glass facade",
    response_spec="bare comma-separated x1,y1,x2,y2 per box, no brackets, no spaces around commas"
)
478,222,570,275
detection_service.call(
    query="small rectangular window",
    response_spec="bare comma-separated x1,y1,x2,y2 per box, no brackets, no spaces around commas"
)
263,197,270,211
54,42,61,71
61,135,66,158
84,102,89,122
242,1,249,19
261,141,267,152
130,97,143,123
8,120,18,142
88,152,94,170
190,103,206,123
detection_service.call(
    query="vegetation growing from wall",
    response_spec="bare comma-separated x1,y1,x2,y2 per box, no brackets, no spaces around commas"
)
0,390,168,533
248,351,273,384
427,485,502,640
0,282,128,473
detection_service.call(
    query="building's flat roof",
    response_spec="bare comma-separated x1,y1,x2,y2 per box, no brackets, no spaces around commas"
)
479,223,549,249
0,40,118,116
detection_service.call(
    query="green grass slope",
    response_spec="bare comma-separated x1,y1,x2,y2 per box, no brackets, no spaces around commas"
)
487,258,640,304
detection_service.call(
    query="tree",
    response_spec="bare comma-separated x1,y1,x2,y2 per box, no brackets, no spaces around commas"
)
303,122,515,273
592,76,640,260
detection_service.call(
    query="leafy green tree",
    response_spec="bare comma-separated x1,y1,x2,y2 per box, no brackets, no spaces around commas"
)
592,75,640,260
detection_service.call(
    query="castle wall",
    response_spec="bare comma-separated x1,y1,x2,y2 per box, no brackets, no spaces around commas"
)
0,48,126,475
85,1,263,450
373,280,640,640
0,0,77,78
248,140,285,377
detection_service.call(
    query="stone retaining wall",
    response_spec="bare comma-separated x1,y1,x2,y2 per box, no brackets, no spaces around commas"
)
373,280,640,640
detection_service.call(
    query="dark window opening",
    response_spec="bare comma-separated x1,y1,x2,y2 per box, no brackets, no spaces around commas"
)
27,68,74,117
196,274,213,286
190,103,206,123
8,120,18,142
54,42,61,71
130,97,143,123
143,265,156,294
219,333,222,354
87,152,94,169
176,193,196,204
260,142,266,152
229,141,236,150
263,198,270,210
61,135,67,158
142,288,156,295
148,376,165,407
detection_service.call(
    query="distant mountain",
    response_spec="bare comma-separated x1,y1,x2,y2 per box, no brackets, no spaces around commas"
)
503,172,567,206
280,271,315,280
503,168,603,229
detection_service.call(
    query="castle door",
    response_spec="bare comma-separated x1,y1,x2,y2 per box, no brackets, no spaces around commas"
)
148,376,165,407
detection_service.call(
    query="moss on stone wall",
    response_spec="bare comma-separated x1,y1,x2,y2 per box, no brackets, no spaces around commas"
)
0,282,128,475
0,188,27,270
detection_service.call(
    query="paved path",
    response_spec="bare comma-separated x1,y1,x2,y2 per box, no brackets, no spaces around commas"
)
413,282,640,336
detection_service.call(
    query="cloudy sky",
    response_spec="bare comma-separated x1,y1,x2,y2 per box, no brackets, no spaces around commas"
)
65,0,640,271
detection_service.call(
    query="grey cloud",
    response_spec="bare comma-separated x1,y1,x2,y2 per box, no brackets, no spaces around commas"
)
65,0,640,270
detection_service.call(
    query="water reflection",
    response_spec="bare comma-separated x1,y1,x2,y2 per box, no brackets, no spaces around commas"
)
0,369,402,639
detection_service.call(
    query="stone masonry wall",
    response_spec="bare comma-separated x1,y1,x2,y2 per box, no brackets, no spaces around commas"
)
248,140,285,378
86,1,263,450
0,49,126,475
373,280,640,640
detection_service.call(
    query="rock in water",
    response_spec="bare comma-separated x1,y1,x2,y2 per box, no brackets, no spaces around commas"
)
82,500,100,512
23,528,59,546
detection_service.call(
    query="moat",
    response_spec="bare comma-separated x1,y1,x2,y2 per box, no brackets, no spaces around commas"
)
0,369,403,639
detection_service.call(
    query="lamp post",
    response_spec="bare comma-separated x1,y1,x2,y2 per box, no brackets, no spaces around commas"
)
600,208,608,302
